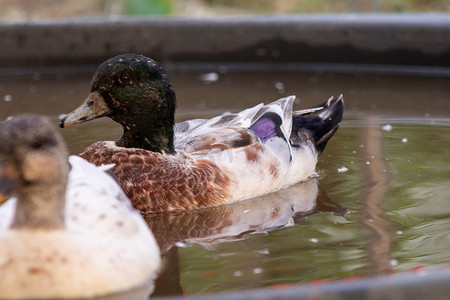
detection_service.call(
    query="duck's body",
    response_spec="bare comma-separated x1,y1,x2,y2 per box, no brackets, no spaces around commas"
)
60,54,344,213
78,96,340,212
0,116,160,299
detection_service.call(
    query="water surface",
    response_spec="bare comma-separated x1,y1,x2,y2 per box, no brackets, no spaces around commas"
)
1,69,450,297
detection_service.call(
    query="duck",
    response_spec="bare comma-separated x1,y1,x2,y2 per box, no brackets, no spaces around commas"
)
60,53,344,213
0,114,161,299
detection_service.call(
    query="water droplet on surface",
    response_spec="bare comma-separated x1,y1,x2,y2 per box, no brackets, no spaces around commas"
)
257,249,269,255
233,270,243,277
200,72,219,84
274,82,285,93
390,259,398,267
382,124,393,131
337,166,349,173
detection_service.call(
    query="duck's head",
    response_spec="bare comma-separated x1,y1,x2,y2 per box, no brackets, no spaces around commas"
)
60,54,177,153
1,115,69,190
0,115,69,228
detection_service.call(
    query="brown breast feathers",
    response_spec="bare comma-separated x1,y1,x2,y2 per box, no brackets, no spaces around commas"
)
79,142,231,213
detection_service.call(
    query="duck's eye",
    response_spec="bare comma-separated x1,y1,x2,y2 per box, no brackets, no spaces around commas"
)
117,72,133,85
30,140,44,149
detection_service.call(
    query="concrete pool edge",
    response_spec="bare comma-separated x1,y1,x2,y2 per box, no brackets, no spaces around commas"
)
153,265,450,300
0,14,449,75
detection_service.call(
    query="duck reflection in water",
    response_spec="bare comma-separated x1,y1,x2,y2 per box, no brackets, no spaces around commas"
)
147,179,346,297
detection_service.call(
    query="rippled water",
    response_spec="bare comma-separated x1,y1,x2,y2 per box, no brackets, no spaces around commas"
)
1,69,450,298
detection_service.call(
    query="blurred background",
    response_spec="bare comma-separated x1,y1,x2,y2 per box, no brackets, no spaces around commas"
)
0,0,449,22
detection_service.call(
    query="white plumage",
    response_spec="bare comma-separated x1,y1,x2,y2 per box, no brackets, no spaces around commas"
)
0,115,161,299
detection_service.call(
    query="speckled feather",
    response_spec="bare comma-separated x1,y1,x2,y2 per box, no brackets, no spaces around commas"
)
80,144,231,212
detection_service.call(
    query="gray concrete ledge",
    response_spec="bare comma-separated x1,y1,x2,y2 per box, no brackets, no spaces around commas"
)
154,267,450,300
0,14,449,72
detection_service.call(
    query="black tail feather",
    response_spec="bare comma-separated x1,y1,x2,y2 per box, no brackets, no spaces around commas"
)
291,95,344,155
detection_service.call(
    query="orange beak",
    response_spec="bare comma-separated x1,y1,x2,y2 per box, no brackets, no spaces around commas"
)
0,162,17,204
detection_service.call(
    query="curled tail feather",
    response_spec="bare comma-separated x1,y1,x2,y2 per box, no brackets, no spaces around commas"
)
291,95,344,155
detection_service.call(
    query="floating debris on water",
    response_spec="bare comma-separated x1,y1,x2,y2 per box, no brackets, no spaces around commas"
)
402,138,408,143
257,249,270,255
233,270,243,277
200,72,219,84
337,166,349,173
274,82,285,93
390,259,399,267
309,238,319,243
382,124,393,131
4,94,12,102
253,268,263,274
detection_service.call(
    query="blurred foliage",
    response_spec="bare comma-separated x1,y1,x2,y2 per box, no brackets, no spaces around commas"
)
202,0,450,13
121,0,173,15
0,0,449,22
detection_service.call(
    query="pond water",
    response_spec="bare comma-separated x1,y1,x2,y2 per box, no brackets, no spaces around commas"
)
1,68,450,298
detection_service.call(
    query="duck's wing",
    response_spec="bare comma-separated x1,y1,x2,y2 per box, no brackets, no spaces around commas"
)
174,96,296,158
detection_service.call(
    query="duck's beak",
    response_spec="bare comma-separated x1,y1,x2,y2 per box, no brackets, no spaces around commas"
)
0,162,18,204
59,91,111,128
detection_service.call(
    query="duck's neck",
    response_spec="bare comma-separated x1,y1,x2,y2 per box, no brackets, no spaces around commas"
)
114,90,176,153
117,123,175,153
11,181,66,230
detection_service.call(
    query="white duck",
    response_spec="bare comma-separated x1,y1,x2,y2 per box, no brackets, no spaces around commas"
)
0,114,161,299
